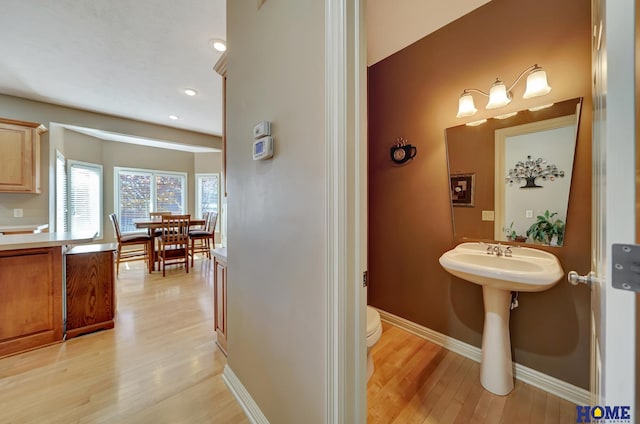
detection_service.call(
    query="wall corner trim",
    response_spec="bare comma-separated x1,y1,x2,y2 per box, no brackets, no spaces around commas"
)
376,309,590,406
222,365,270,424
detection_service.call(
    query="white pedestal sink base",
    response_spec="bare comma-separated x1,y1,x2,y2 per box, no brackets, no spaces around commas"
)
480,286,514,396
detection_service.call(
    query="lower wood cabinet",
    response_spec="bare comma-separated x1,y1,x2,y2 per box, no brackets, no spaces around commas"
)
213,248,227,355
0,247,63,358
65,243,116,338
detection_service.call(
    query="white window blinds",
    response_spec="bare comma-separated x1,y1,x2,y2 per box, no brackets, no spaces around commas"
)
68,161,103,238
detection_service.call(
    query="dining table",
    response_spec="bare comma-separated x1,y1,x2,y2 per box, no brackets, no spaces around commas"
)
133,217,205,232
132,217,206,271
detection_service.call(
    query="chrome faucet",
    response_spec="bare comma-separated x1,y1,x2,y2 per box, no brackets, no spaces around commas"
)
493,244,503,256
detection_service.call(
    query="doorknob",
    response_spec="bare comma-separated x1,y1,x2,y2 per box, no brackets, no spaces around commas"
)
568,271,597,287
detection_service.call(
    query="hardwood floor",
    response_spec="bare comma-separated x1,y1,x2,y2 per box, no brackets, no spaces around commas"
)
0,255,579,423
367,322,577,424
0,259,248,424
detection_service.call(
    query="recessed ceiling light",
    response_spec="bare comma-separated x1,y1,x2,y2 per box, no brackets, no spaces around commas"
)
209,38,227,52
168,114,180,120
184,88,198,96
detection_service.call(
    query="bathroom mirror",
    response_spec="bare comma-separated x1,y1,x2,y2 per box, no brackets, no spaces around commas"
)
445,97,582,247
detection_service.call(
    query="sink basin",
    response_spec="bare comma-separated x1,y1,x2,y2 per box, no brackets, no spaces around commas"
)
438,242,564,396
438,242,564,292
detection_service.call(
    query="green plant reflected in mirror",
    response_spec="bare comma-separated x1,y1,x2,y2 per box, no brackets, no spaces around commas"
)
445,97,582,247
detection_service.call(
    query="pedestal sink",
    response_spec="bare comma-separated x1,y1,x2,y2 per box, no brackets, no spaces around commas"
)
439,242,563,395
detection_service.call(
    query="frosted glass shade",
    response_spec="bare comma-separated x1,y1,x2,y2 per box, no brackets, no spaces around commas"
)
486,80,511,109
456,92,478,118
523,67,552,99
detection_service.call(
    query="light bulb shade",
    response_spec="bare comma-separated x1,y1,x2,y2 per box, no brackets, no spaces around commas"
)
456,92,477,118
523,67,551,99
486,80,511,109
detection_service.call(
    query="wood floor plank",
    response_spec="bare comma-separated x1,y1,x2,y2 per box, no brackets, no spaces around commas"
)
368,322,578,424
543,392,561,424
529,387,548,423
0,260,248,424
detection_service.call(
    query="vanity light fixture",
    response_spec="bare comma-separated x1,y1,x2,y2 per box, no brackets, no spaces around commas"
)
465,119,487,127
528,103,555,112
456,64,551,118
494,112,518,120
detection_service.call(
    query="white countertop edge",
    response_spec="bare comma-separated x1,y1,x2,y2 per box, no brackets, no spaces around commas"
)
0,232,96,251
211,246,227,261
0,223,49,232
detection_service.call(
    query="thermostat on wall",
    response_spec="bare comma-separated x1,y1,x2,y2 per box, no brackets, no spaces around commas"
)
253,120,271,139
253,136,273,160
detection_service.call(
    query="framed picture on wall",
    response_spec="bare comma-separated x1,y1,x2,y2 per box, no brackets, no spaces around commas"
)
450,173,475,207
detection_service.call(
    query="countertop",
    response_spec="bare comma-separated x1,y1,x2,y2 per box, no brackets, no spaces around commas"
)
212,246,227,262
0,232,95,251
0,224,49,233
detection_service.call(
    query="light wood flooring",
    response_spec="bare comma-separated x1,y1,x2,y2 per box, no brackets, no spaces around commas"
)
0,256,579,424
367,322,578,424
0,259,249,424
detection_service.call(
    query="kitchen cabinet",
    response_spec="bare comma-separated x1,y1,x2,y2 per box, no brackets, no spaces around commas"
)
65,243,116,338
212,247,227,355
0,117,47,193
0,246,63,357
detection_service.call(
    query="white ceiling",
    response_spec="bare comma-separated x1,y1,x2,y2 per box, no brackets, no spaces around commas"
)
366,0,491,66
0,1,488,138
0,0,226,136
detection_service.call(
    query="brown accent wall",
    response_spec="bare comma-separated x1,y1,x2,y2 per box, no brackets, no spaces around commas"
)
368,0,592,388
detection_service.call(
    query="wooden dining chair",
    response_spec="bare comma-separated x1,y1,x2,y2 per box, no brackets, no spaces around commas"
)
149,211,172,236
108,213,153,275
158,214,190,276
189,212,218,266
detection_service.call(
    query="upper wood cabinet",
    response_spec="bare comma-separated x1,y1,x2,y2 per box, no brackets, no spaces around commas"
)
0,117,47,194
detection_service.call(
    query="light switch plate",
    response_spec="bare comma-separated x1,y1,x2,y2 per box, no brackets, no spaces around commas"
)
526,210,533,218
13,208,23,218
481,210,495,221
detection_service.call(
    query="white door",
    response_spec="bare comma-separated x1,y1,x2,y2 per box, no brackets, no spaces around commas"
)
587,0,636,415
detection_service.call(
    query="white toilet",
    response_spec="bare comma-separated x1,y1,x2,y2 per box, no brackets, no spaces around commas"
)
366,306,382,381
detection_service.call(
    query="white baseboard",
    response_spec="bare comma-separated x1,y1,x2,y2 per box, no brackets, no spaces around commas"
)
377,308,590,406
222,365,270,424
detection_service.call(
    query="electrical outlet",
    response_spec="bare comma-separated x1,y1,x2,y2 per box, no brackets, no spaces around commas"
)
13,208,23,218
526,210,533,218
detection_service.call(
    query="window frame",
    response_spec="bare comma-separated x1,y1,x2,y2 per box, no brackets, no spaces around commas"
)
114,166,188,233
67,159,104,239
195,173,220,219
55,150,67,233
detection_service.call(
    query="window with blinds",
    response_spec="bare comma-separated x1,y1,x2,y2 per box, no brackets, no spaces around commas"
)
115,167,186,233
55,151,67,232
68,160,103,238
195,174,219,219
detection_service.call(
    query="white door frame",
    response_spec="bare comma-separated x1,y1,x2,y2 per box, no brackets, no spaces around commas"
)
325,0,367,422
591,0,636,414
